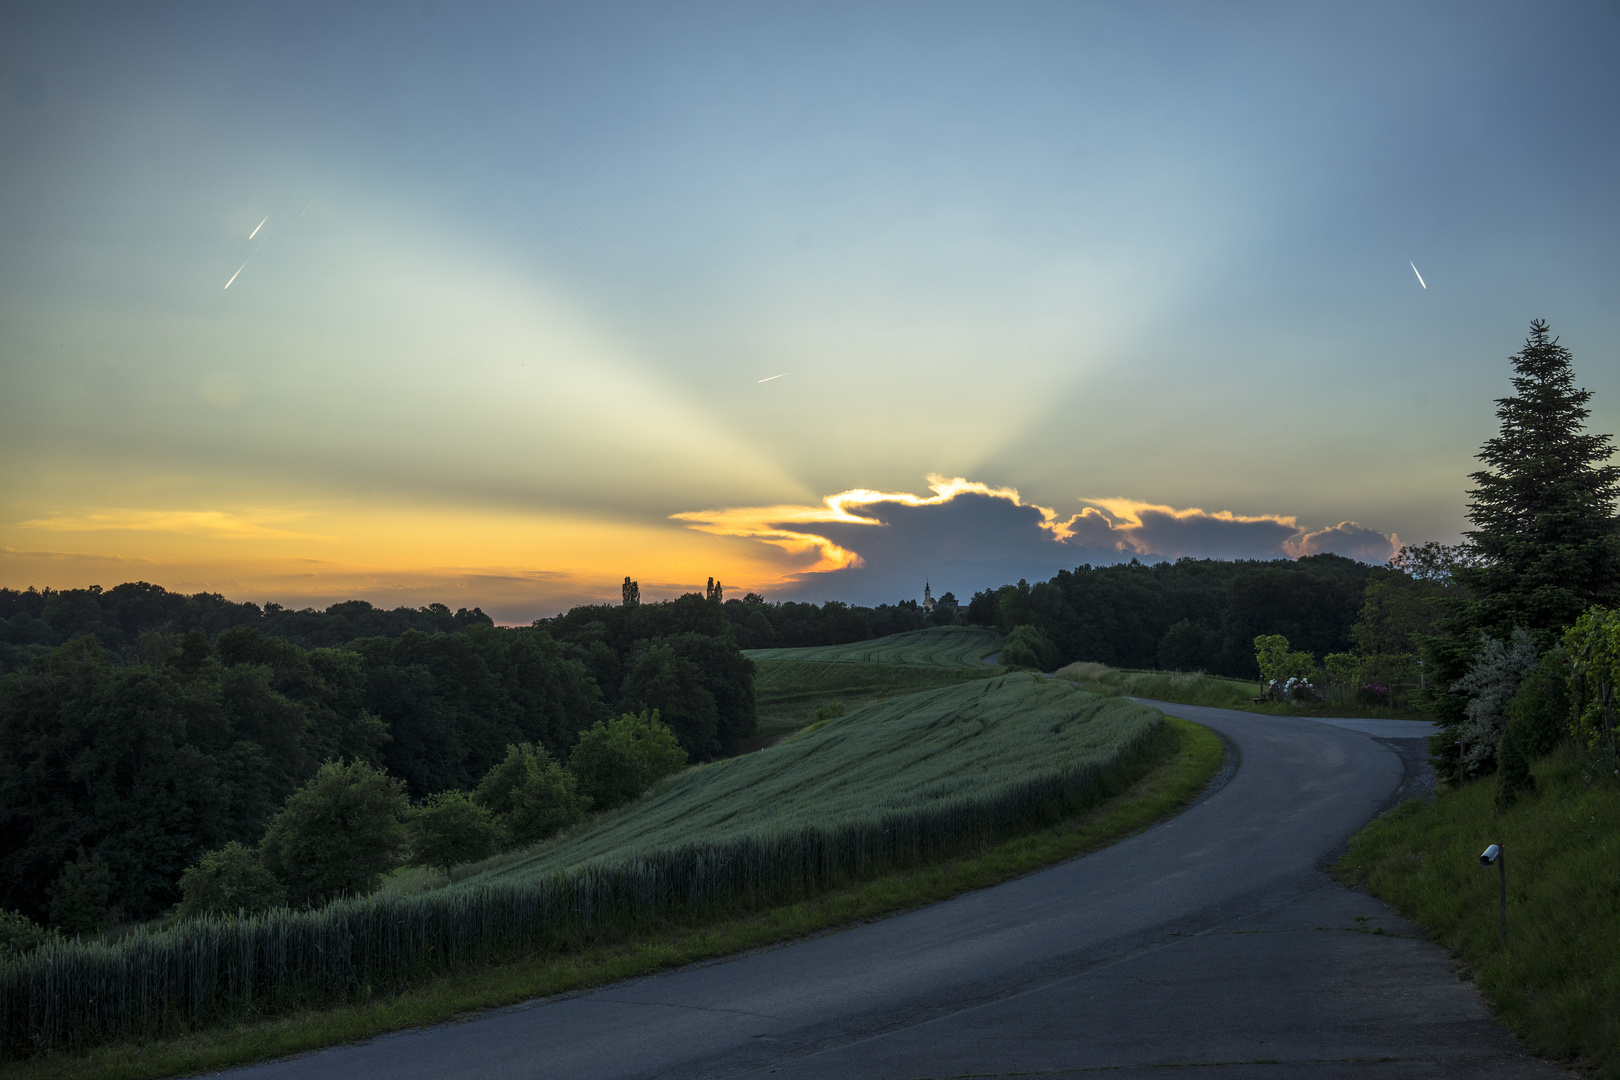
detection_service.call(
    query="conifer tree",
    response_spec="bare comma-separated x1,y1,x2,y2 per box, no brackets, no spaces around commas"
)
1459,319,1620,635
1428,320,1620,779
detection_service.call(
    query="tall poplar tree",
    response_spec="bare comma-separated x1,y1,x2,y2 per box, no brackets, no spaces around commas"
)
1429,319,1620,779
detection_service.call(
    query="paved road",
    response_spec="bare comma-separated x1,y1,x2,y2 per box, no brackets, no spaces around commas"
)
226,704,1562,1080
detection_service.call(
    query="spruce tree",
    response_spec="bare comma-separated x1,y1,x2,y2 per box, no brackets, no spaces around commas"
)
1428,320,1620,780
1459,319,1620,635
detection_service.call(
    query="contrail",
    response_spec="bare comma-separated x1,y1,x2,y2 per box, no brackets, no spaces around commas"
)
293,198,314,222
758,373,789,383
224,243,263,289
1410,261,1426,289
248,217,267,240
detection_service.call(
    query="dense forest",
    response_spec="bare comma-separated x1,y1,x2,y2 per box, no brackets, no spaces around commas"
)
0,586,756,927
718,554,1391,681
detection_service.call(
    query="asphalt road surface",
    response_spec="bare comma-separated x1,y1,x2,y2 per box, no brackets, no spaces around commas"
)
225,703,1564,1080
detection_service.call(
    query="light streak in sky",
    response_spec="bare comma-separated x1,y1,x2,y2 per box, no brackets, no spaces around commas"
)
224,244,262,289
757,373,789,383
1409,261,1427,289
248,216,267,239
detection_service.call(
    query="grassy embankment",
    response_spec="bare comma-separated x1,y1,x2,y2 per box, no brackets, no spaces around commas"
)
1336,746,1620,1078
9,632,1222,1080
1053,660,1430,721
747,626,1003,738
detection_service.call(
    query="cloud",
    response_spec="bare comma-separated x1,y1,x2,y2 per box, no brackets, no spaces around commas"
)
18,508,328,541
674,476,1397,604
1287,521,1400,563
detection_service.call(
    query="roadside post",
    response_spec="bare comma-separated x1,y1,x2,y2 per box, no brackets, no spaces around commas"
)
1479,843,1506,946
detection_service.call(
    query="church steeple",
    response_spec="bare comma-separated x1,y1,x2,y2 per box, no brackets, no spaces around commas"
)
923,581,934,613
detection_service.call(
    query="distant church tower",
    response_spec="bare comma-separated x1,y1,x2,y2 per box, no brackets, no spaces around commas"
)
923,581,935,613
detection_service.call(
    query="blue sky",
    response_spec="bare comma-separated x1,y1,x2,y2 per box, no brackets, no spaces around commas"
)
3,2,1617,616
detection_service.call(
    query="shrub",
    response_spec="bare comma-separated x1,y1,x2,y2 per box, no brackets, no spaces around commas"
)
473,743,590,848
812,700,849,722
1158,619,1216,672
1451,628,1540,777
0,909,48,960
259,759,408,907
406,792,501,880
1001,625,1058,671
176,842,285,919
1253,634,1317,685
47,851,116,937
568,710,688,812
1506,660,1569,762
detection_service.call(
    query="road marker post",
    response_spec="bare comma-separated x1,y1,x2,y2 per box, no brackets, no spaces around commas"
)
1479,843,1506,947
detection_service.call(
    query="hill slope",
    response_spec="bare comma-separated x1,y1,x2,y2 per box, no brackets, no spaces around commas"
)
743,626,1002,667
465,674,1162,883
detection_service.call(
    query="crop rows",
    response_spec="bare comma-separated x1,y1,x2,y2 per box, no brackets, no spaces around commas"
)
0,697,1167,1058
743,627,1003,668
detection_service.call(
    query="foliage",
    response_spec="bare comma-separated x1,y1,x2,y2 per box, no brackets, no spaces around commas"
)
1506,658,1570,762
618,633,755,758
0,685,1180,1061
473,676,1161,880
1323,652,1360,687
1252,634,1317,684
1429,321,1620,777
0,723,1220,1080
258,760,408,908
349,626,605,797
0,909,47,960
1157,618,1217,672
1052,662,1257,709
1337,745,1620,1077
566,711,688,813
812,700,848,722
175,842,286,919
405,792,500,880
0,582,493,673
0,631,384,924
1443,628,1540,777
1564,606,1620,762
472,743,590,848
1460,320,1620,640
744,626,1001,667
47,851,116,937
1000,624,1059,670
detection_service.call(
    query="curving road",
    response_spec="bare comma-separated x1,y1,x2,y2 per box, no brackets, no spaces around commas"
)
225,704,1562,1079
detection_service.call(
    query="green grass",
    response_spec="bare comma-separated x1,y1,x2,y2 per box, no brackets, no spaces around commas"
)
743,626,1003,667
11,716,1222,1080
1335,745,1620,1078
2,676,1165,1061
465,674,1160,882
1055,662,1262,710
1054,662,1431,721
751,659,994,735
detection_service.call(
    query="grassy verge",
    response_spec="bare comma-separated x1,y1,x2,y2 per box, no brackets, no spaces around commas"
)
1335,745,1620,1078
17,716,1222,1080
1054,662,1430,721
1055,663,1261,709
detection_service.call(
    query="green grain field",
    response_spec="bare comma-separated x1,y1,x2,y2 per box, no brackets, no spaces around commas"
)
1,674,1168,1059
743,626,1003,667
466,674,1161,883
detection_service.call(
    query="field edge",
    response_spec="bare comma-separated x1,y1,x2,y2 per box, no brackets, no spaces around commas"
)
17,716,1223,1080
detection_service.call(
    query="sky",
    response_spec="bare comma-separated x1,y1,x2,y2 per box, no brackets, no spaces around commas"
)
3,2,1618,620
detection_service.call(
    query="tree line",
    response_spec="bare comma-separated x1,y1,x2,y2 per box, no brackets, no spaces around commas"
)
0,583,495,672
0,591,756,938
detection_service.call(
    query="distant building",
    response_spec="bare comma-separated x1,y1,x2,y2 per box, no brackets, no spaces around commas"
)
923,582,934,613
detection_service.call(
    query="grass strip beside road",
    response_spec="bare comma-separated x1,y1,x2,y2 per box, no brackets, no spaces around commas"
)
20,717,1222,1080
1335,745,1620,1078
